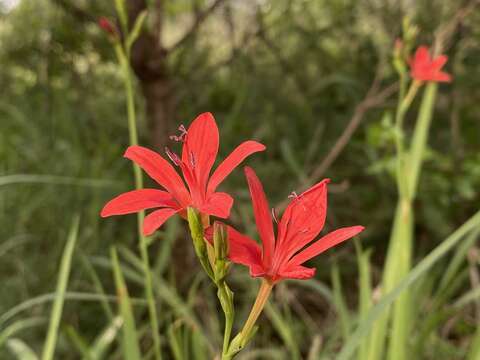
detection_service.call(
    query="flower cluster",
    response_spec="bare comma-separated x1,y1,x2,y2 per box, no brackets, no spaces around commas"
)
101,112,365,282
101,45,450,282
100,42,451,358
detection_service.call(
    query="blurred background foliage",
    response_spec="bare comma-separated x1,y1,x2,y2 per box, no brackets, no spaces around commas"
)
1,0,480,358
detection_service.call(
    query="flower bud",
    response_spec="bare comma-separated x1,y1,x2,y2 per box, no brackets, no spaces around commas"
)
213,221,229,261
98,17,119,40
187,207,214,280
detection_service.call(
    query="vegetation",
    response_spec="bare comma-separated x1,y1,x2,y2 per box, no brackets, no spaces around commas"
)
1,0,480,359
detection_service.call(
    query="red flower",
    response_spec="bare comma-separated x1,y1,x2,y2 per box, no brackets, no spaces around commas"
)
212,167,364,283
410,46,451,83
101,113,266,235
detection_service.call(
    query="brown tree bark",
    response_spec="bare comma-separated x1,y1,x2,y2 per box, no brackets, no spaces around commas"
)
127,0,175,151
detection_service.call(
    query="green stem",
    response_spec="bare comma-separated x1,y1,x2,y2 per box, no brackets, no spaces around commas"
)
225,279,274,358
116,43,162,360
407,82,437,200
186,209,236,358
394,79,421,198
239,279,273,341
219,284,234,358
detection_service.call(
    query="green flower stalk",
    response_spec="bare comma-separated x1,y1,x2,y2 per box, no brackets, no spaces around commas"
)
99,7,162,360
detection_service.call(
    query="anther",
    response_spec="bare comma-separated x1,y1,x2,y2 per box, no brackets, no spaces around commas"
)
165,147,181,166
271,208,279,224
169,124,188,142
288,191,306,210
189,151,196,168
288,191,299,200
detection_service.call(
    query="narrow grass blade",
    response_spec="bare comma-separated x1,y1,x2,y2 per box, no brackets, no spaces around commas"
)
90,316,123,360
290,279,333,304
355,240,372,360
41,215,80,360
264,303,300,360
65,326,92,359
80,254,114,321
7,339,39,360
0,317,45,348
467,324,480,360
0,292,146,327
0,174,116,188
438,228,480,294
110,247,142,360
168,320,185,360
338,209,480,360
332,264,351,342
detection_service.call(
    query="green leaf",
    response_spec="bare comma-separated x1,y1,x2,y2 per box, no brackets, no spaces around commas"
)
114,0,129,34
332,264,351,342
110,247,142,360
7,339,39,360
127,11,148,50
41,215,80,360
0,317,45,348
338,209,480,360
90,316,123,360
264,303,300,360
355,240,372,360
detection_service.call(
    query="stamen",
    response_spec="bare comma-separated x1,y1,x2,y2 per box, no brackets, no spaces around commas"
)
165,147,181,166
271,208,279,224
189,151,196,168
288,191,306,211
169,124,188,142
288,191,299,200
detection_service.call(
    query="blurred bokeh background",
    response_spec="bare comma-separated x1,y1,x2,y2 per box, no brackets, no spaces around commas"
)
1,0,480,359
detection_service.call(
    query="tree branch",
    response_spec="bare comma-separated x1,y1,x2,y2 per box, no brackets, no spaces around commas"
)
168,0,229,52
276,66,397,211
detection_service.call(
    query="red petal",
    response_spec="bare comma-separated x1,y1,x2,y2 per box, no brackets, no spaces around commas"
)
244,167,275,267
431,55,448,70
182,112,219,194
207,141,266,195
199,192,233,218
143,207,180,236
287,226,365,267
414,46,430,65
278,264,316,280
434,71,452,83
124,146,190,205
277,179,330,259
101,189,176,217
226,225,263,271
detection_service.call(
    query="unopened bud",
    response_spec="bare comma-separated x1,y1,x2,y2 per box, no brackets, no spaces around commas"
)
213,222,229,261
187,207,214,280
98,17,119,39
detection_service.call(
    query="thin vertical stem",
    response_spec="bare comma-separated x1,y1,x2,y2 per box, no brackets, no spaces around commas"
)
115,43,162,360
394,79,421,198
239,279,273,341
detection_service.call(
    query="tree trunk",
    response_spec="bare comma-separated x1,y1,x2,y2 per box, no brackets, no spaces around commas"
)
127,0,174,151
